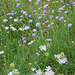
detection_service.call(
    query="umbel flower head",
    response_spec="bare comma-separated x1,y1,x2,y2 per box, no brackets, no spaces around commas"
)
10,63,14,68
54,52,67,64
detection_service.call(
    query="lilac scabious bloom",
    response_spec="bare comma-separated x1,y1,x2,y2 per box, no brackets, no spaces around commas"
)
32,29,37,32
44,4,48,8
38,16,42,19
34,10,36,12
51,22,54,25
47,24,51,27
36,22,40,27
25,13,28,16
35,1,39,4
50,15,54,18
21,10,24,13
42,14,45,16
0,51,4,55
15,12,17,14
36,52,40,56
72,2,75,5
68,23,72,27
43,10,46,13
39,7,42,9
7,13,11,15
52,10,54,13
3,19,8,23
11,13,14,15
47,0,50,2
24,26,30,30
28,15,31,17
32,33,36,37
55,16,59,19
11,11,14,13
22,37,26,40
64,11,68,13
20,15,23,18
29,0,32,2
15,0,19,1
37,0,40,2
45,21,49,23
59,16,64,21
60,0,63,2
19,19,23,21
58,7,63,11
9,17,13,19
71,0,73,2
23,11,26,14
28,19,33,23
46,39,52,41
16,3,20,7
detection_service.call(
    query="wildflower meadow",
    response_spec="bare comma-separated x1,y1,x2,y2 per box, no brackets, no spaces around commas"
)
0,0,75,75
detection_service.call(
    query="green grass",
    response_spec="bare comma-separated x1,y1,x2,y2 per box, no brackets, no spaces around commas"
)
0,0,75,75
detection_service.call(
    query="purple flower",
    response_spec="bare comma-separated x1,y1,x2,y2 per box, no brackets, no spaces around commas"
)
55,16,59,19
0,51,4,55
32,29,37,32
42,14,45,16
16,3,20,7
34,10,36,12
39,7,42,9
45,21,49,23
28,15,31,17
29,0,32,2
36,22,40,27
21,10,24,13
72,2,75,5
47,24,50,28
9,17,13,19
60,0,63,2
46,39,52,41
28,19,33,23
11,11,14,13
19,19,23,21
59,16,64,21
51,22,54,25
35,1,39,4
32,33,36,37
15,0,19,1
24,26,30,30
3,19,8,23
38,16,42,19
22,37,26,40
50,15,54,18
47,0,50,2
23,11,26,14
43,10,46,13
64,11,68,13
52,10,54,13
25,13,28,16
36,52,40,56
68,23,72,27
44,4,48,8
58,7,63,11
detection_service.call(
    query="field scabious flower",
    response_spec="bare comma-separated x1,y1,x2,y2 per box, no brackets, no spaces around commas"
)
46,39,52,41
0,51,4,55
36,22,40,27
24,26,30,30
68,23,72,27
3,19,8,23
28,19,33,23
